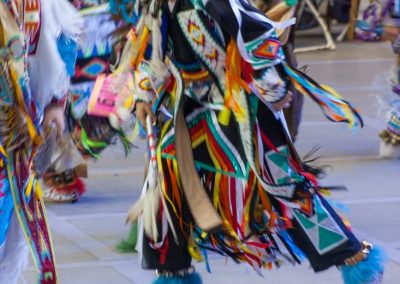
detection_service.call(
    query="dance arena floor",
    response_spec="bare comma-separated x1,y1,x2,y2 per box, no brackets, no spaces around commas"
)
21,42,400,283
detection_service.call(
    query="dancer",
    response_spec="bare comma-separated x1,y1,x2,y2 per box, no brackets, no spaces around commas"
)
0,0,81,283
43,0,123,203
116,0,303,255
379,34,400,159
379,1,400,158
109,0,385,283
351,0,400,158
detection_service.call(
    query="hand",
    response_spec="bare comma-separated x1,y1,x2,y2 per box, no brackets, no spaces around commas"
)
272,91,293,111
136,101,156,129
43,105,65,139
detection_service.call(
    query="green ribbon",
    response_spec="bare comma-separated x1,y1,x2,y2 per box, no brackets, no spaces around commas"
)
80,126,108,159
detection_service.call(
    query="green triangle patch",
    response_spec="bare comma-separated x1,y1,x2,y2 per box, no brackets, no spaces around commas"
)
268,147,290,173
294,211,316,230
315,198,329,223
318,226,345,251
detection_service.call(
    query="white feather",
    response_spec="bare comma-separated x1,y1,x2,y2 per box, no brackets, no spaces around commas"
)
28,0,82,110
127,162,162,242
108,113,119,129
116,107,132,122
127,203,144,225
143,186,160,241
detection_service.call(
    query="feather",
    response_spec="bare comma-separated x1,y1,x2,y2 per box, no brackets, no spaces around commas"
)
142,164,161,241
116,107,132,122
29,0,82,110
143,189,160,241
108,113,119,129
301,146,330,179
115,222,138,253
341,246,386,284
126,162,161,242
127,193,145,224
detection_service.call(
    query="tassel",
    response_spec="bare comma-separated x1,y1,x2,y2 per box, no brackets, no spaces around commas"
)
126,195,145,223
143,184,161,241
127,116,163,243
283,63,363,129
115,222,138,253
126,185,160,241
152,272,203,284
341,246,386,284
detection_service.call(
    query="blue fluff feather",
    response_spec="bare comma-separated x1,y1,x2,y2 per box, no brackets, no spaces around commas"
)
57,34,79,77
341,246,386,284
152,272,203,284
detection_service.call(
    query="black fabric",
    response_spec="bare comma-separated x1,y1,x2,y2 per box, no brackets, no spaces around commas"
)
71,54,111,84
287,196,361,272
257,101,287,148
141,212,192,270
328,0,351,23
256,101,360,272
142,154,192,270
165,0,198,64
205,0,274,42
142,225,192,271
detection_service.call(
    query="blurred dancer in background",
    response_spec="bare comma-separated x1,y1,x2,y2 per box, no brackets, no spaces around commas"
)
351,0,400,158
0,0,81,282
42,0,124,203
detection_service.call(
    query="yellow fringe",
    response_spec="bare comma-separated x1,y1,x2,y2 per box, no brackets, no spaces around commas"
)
25,174,35,198
188,237,203,261
134,26,150,70
9,67,42,146
35,177,43,200
218,40,248,125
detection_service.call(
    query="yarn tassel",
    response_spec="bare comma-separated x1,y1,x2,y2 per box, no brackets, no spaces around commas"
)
283,63,363,129
341,246,386,284
152,272,203,284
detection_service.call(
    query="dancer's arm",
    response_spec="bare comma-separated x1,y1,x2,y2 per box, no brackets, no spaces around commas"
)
201,0,292,107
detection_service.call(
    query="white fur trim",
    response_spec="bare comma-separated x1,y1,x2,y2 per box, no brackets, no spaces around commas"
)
28,0,82,111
